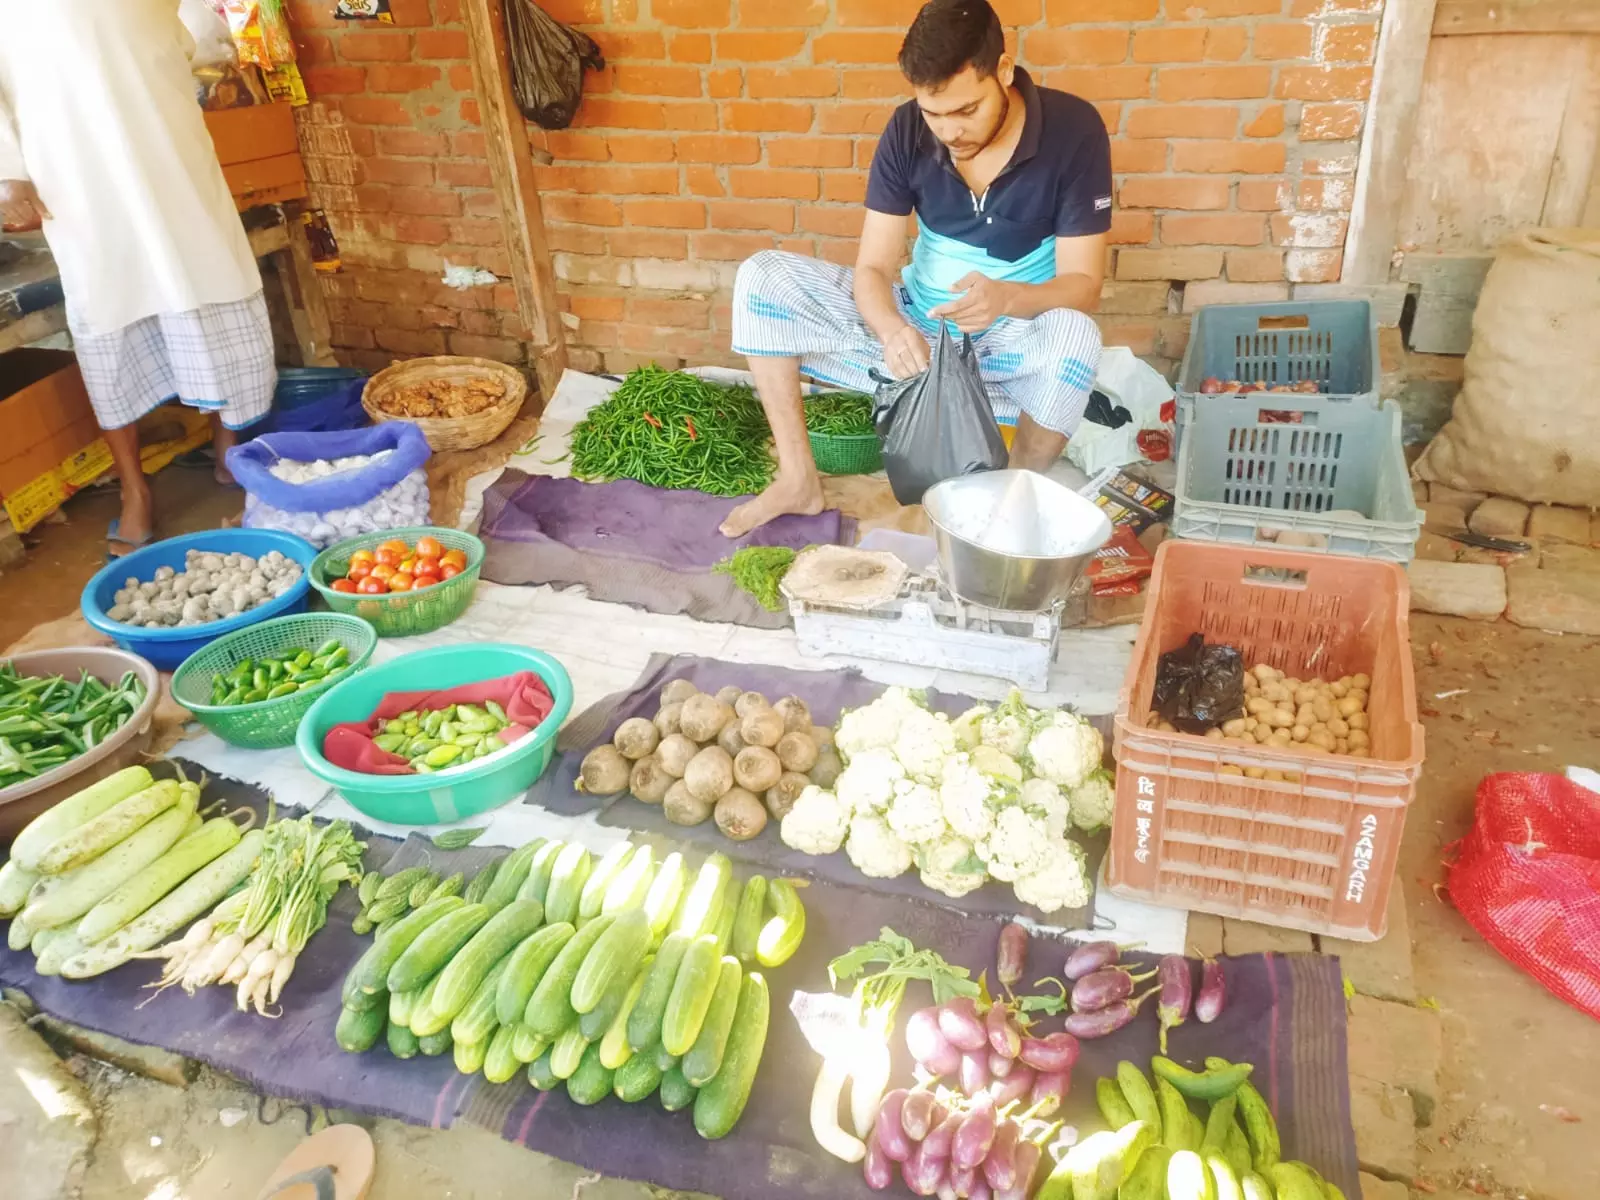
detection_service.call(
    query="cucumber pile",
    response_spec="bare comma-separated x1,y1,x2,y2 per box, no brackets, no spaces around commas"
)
337,837,804,1139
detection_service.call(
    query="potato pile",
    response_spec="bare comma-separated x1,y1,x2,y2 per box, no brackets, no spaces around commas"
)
1146,663,1374,780
577,679,842,843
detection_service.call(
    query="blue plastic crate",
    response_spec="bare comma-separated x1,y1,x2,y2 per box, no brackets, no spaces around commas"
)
1178,299,1379,409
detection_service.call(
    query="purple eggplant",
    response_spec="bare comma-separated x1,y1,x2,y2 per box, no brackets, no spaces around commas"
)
939,996,989,1052
985,1002,1021,1059
948,1164,978,1198
863,1137,896,1190
1195,956,1226,1024
988,1050,1014,1079
902,1089,939,1142
988,1063,1035,1108
968,1178,992,1200
903,1140,949,1197
982,1120,1021,1191
952,1092,998,1171
923,1107,963,1159
997,923,1029,991
1064,939,1121,980
876,1090,915,1161
909,1006,964,1076
1017,1031,1080,1074
937,1184,960,1200
1011,1139,1042,1193
1156,955,1193,1052
959,1051,990,1096
1029,1070,1070,1116
1064,986,1161,1038
1071,965,1155,1012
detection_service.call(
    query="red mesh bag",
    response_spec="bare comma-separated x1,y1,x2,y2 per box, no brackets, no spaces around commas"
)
1448,773,1600,1020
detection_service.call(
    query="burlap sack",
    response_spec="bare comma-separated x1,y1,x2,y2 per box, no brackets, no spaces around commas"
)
1413,229,1600,507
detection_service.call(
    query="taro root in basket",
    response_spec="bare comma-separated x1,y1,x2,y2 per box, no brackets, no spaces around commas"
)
362,356,528,452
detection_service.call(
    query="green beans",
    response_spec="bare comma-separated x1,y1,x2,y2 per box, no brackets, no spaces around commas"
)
568,366,776,497
0,664,147,787
804,391,875,437
207,644,350,708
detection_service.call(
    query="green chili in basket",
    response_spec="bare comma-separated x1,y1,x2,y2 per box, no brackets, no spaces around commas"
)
804,391,876,437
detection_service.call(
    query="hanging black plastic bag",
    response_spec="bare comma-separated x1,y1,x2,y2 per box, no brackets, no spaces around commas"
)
871,323,1009,506
503,0,604,130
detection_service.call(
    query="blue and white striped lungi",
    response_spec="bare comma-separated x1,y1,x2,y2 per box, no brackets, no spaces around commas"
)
67,290,277,432
731,250,1102,435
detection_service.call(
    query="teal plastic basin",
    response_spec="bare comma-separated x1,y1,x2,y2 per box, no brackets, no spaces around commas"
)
295,643,573,825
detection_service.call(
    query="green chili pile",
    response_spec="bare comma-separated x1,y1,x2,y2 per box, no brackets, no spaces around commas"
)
0,664,147,786
714,545,800,611
805,391,876,437
568,366,776,497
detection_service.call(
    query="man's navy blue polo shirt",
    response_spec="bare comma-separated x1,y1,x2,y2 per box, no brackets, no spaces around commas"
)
865,67,1112,318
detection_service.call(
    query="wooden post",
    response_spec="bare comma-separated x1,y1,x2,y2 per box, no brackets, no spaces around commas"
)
462,0,568,401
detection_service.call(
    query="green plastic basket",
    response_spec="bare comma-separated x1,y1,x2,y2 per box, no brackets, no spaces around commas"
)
309,526,484,637
808,429,883,476
171,613,378,750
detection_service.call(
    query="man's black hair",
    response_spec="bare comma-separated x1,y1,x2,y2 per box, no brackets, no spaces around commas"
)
898,0,1005,89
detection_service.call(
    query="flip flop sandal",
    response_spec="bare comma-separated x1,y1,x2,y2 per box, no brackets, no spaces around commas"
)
106,518,155,562
256,1124,375,1200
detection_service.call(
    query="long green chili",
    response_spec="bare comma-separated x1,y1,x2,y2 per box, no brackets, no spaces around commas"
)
804,391,876,437
0,662,146,787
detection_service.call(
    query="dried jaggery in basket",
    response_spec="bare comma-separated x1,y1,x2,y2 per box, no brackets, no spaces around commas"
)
361,356,528,452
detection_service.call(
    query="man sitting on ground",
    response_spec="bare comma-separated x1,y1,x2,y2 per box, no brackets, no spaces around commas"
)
721,0,1111,537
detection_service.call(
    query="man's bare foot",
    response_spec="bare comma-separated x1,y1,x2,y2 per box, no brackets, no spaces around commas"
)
109,487,154,556
719,471,825,537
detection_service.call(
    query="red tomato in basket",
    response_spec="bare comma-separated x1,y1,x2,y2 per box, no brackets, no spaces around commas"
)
378,537,408,556
439,563,461,581
374,546,403,567
349,549,376,567
331,578,359,594
388,572,415,592
413,556,440,577
415,535,444,560
412,571,441,590
370,562,396,582
357,576,388,595
441,548,468,570
397,559,417,579
347,561,373,581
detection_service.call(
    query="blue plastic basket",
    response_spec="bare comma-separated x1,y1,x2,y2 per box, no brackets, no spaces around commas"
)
81,529,319,671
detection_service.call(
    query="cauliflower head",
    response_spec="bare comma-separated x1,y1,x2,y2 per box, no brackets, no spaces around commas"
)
976,804,1050,883
1068,767,1115,834
845,812,914,878
939,755,999,843
892,706,958,784
917,833,988,898
950,704,990,752
970,744,1024,784
1028,709,1105,789
885,779,947,846
1020,777,1069,840
835,748,905,815
779,785,851,855
979,690,1034,759
1012,837,1092,914
835,686,927,762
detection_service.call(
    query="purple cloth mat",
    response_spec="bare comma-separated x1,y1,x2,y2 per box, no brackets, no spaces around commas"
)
526,653,1110,927
0,765,1358,1198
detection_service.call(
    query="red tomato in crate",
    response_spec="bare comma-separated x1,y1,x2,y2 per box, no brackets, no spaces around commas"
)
388,572,415,592
378,537,408,555
413,556,440,577
357,576,388,595
412,571,441,590
347,561,373,581
331,578,359,594
439,563,461,581
349,549,376,567
415,535,444,560
441,548,468,570
370,562,396,582
374,546,403,567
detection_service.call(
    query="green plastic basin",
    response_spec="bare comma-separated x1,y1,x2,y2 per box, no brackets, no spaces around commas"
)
295,643,573,825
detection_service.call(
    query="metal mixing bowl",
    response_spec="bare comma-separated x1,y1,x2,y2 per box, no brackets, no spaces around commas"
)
924,470,1114,610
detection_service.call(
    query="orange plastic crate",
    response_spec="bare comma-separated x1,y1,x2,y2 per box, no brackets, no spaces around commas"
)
1105,540,1424,941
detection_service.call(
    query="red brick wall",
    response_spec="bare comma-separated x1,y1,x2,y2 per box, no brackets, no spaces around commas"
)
288,0,1380,377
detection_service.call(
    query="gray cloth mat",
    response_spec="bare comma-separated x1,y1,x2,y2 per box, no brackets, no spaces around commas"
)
478,472,856,629
0,761,1360,1200
526,652,1110,928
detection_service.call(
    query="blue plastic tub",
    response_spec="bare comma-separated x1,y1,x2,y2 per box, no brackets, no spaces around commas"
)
81,529,319,671
295,643,574,826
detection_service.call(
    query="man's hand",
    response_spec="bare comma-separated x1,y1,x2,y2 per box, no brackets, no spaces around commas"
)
882,322,931,379
0,180,49,232
928,272,1017,333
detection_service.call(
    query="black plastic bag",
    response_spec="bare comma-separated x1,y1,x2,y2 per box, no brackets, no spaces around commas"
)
1152,633,1245,734
871,324,1009,506
504,0,604,130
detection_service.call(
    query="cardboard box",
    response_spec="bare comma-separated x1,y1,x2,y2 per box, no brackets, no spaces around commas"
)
0,349,109,532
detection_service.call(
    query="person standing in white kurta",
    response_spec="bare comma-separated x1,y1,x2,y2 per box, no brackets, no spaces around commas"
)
0,0,276,554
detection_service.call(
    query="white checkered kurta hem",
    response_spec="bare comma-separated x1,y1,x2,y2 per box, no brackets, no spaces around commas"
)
67,291,276,431
731,250,1103,434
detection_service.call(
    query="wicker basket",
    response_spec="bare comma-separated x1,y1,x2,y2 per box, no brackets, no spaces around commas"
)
808,429,883,476
361,356,528,452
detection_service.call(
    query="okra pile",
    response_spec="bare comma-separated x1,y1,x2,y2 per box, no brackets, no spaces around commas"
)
208,638,352,706
337,837,805,1141
0,664,147,786
371,702,517,774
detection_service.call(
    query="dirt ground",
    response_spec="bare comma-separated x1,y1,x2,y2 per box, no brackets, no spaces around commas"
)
2,472,1599,1199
